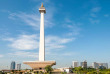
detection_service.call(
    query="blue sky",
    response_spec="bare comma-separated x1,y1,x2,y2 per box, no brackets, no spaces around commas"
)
0,0,110,69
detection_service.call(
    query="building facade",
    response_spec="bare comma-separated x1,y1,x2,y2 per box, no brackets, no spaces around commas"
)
83,61,87,68
92,62,108,69
17,63,21,70
103,63,108,69
92,62,99,69
10,61,16,70
73,61,79,68
80,61,87,68
80,62,83,67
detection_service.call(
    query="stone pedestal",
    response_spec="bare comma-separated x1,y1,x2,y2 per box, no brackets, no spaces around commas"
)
23,61,56,70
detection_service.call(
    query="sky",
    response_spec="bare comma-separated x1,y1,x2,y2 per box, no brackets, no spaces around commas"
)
0,0,110,70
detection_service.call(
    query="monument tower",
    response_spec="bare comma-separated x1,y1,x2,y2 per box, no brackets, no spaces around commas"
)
39,3,46,61
23,3,56,70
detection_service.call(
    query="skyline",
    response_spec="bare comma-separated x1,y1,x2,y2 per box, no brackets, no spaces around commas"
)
0,0,110,69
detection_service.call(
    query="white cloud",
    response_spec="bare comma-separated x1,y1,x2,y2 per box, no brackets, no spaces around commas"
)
9,13,40,30
4,34,39,50
62,52,77,56
0,55,3,58
4,34,74,51
89,7,101,24
91,7,101,12
8,51,38,58
67,24,81,36
89,18,100,24
46,51,77,56
104,14,109,17
4,34,74,59
90,13,97,17
3,34,75,59
64,19,81,36
8,3,56,30
45,35,75,50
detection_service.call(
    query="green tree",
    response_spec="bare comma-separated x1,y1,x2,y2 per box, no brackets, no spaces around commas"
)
45,65,53,73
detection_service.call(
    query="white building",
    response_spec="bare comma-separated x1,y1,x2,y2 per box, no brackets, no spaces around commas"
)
73,61,79,68
17,64,21,70
92,62,99,69
58,67,72,73
92,62,108,69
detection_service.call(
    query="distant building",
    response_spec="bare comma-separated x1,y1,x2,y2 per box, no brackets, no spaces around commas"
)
83,60,87,68
17,63,21,70
58,67,72,73
80,62,83,67
10,61,16,70
80,61,87,68
92,62,108,69
92,62,99,69
73,61,79,68
99,65,105,69
102,63,108,69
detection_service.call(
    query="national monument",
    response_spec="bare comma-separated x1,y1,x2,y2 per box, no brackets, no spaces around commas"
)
23,3,56,70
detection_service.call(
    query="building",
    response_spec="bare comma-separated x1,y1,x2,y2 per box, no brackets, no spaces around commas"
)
58,67,72,73
92,62,108,69
73,61,79,68
80,61,87,68
92,62,99,69
17,63,21,70
80,62,83,67
103,63,108,69
83,60,87,68
10,61,16,70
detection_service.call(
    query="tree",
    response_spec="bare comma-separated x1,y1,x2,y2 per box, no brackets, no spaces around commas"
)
45,65,53,73
75,67,83,72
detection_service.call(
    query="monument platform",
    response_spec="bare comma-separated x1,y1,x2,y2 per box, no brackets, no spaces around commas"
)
23,61,56,70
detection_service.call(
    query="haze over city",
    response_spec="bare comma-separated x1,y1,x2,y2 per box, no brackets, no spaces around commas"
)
0,0,110,70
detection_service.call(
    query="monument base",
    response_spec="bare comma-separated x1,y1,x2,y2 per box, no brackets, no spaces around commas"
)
23,61,56,70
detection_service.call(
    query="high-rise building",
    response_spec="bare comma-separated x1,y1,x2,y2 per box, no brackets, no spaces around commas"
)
17,63,21,70
73,61,79,68
92,62,99,69
10,61,16,70
92,62,108,69
80,62,83,67
103,63,108,69
83,60,87,68
80,61,87,68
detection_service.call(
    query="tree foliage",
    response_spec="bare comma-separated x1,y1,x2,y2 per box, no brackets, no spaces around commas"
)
72,67,110,74
45,65,53,73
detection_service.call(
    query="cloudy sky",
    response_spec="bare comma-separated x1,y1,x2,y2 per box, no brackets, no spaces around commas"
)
0,0,110,69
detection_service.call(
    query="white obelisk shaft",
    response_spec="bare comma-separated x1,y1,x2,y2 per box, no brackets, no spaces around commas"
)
39,12,45,61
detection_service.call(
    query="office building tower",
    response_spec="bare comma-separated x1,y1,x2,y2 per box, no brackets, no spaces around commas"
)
92,62,99,69
92,62,108,69
103,63,108,69
10,61,16,70
80,62,83,67
73,61,79,68
17,63,21,70
83,60,87,68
